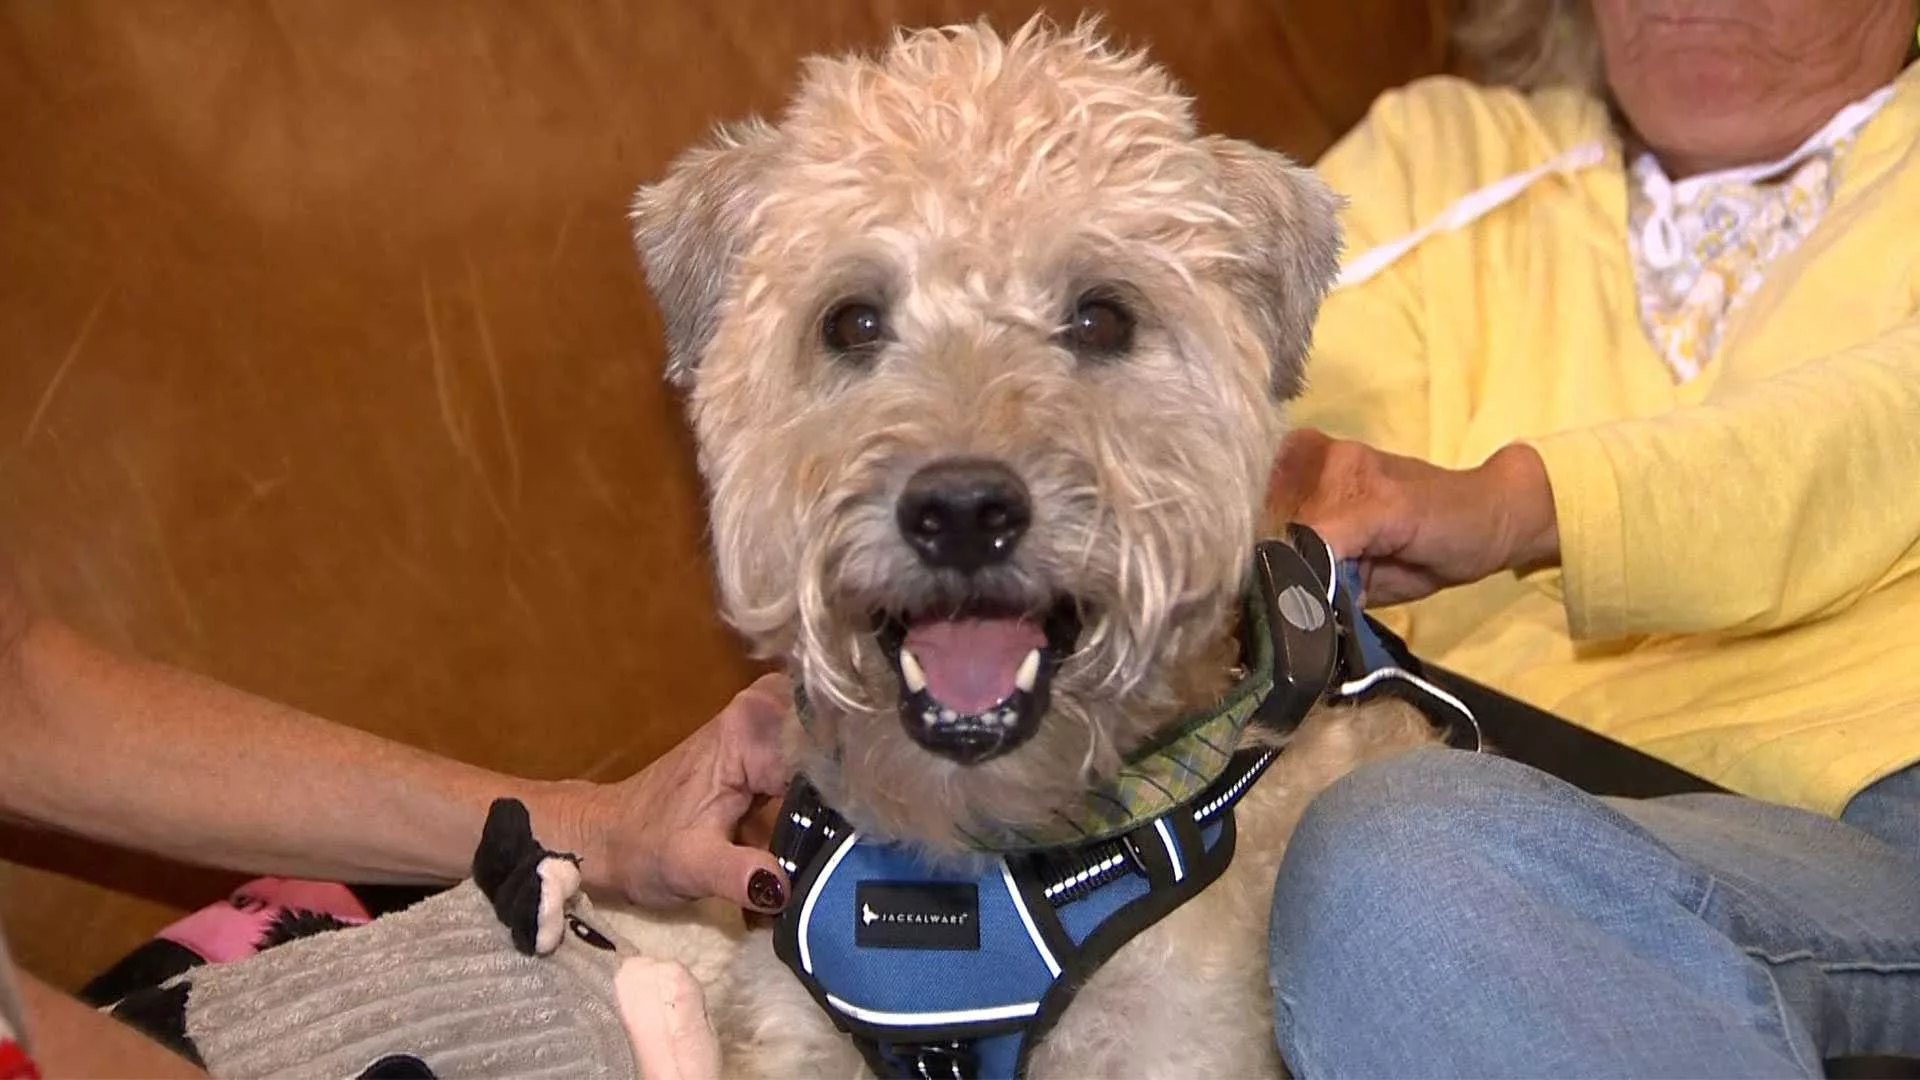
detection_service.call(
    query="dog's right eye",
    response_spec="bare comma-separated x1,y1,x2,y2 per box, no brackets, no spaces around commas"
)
822,302,887,356
1063,293,1136,359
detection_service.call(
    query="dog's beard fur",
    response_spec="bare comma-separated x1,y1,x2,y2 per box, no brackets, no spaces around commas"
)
632,16,1340,857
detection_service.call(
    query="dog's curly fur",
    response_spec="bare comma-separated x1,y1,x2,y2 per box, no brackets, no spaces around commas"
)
608,17,1445,1078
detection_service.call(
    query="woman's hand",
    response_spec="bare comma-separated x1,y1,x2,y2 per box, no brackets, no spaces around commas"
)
570,672,798,914
1269,429,1561,606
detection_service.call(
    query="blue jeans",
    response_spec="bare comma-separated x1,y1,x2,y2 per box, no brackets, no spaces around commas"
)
1268,749,1920,1078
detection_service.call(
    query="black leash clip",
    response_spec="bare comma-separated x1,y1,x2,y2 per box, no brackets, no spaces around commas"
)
1248,530,1341,735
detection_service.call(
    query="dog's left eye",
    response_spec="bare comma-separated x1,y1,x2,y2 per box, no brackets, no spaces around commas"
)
1063,294,1135,357
822,301,888,355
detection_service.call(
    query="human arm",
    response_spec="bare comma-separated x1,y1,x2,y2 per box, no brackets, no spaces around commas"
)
0,555,795,914
1528,316,1920,639
1278,317,1920,639
15,967,206,1079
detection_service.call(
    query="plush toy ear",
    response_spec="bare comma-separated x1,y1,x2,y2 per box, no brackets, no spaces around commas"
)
1203,137,1344,400
629,121,780,388
471,797,582,956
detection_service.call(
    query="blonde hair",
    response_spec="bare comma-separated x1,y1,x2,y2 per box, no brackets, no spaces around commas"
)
1452,0,1602,92
1455,0,1920,93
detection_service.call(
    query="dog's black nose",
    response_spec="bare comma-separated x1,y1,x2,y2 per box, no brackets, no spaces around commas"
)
896,458,1031,573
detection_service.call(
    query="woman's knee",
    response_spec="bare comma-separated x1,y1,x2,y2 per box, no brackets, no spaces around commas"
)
1267,748,1600,980
1279,747,1574,878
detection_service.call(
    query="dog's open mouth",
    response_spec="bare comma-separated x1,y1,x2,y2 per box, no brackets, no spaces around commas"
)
875,598,1082,765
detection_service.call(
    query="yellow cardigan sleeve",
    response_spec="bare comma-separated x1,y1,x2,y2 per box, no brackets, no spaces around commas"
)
1530,316,1920,640
1292,93,1434,460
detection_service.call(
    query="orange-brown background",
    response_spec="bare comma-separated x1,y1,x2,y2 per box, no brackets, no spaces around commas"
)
0,0,1456,988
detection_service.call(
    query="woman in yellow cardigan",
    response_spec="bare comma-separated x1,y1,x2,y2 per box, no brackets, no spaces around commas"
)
1268,0,1920,1074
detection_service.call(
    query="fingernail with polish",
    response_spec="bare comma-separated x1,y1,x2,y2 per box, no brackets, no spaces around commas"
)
748,868,786,912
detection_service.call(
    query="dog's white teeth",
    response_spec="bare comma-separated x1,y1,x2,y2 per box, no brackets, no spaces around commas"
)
899,647,928,693
1014,648,1042,694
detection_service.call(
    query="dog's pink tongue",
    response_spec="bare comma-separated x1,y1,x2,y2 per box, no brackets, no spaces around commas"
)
903,617,1046,715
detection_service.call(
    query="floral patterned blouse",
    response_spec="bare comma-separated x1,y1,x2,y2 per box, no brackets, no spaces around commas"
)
1625,87,1895,383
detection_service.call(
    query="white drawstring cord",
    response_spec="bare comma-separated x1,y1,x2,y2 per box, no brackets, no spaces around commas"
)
1333,83,1897,290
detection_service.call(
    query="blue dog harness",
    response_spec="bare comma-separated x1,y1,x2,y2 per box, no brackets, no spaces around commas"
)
771,527,1479,1079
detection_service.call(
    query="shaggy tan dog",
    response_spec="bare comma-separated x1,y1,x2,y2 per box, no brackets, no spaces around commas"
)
610,17,1445,1079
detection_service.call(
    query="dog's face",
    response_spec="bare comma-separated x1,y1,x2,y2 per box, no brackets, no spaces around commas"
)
632,19,1340,850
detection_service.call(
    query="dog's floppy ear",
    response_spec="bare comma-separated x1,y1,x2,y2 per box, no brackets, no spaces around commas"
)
629,121,780,387
1204,138,1344,400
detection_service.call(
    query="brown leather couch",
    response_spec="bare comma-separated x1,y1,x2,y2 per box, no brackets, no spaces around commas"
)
0,0,1454,990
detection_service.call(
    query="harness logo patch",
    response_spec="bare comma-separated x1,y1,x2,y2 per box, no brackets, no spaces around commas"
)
854,881,980,951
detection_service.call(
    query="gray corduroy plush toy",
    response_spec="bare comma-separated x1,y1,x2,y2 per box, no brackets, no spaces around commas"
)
105,798,721,1080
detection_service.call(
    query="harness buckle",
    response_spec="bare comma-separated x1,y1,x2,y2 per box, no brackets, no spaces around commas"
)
910,1040,976,1080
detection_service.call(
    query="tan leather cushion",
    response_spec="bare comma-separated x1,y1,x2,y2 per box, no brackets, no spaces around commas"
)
0,0,1452,989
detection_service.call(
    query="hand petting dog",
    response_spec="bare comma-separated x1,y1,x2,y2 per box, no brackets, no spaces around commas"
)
585,672,797,915
1270,428,1561,605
